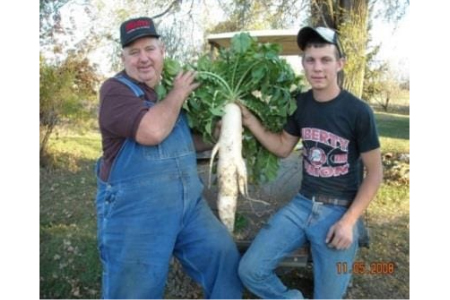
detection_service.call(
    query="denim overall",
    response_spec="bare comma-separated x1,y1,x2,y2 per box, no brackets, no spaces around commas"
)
95,76,242,299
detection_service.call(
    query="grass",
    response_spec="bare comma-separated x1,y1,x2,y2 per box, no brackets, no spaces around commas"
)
375,112,410,153
40,108,409,299
40,131,102,299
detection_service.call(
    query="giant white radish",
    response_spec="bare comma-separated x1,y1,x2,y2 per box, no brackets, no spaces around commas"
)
156,33,301,233
209,103,249,232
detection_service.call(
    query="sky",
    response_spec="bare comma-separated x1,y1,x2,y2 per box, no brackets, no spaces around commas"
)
371,9,410,80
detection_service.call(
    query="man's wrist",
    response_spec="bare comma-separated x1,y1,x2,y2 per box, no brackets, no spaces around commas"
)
167,88,187,105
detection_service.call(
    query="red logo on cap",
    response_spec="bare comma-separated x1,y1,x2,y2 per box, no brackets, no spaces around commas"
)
126,19,151,33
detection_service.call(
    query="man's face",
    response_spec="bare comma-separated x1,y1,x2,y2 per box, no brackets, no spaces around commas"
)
301,44,343,91
121,37,164,88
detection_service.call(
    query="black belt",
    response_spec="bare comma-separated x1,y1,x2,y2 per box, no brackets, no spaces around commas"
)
300,191,352,208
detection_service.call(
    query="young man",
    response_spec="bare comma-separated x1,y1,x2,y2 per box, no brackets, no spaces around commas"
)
95,17,242,299
238,26,383,299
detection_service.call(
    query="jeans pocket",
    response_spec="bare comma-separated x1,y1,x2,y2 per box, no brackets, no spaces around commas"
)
103,191,118,219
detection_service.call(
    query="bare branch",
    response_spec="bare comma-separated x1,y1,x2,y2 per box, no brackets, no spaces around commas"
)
311,0,331,28
151,0,182,19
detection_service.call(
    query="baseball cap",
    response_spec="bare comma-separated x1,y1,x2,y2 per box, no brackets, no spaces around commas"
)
120,17,160,48
297,26,344,57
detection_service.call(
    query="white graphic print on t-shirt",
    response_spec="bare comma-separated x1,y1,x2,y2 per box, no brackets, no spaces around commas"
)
302,127,350,178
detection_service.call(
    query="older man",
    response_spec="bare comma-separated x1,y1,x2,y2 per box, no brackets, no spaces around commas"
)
95,17,242,299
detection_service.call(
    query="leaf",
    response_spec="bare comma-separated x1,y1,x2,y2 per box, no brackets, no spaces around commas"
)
209,106,223,116
231,32,253,54
288,99,297,115
197,55,212,71
204,120,213,136
155,84,167,100
251,64,266,82
164,58,181,76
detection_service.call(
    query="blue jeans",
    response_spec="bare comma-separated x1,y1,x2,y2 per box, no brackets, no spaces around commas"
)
239,193,358,299
96,113,242,299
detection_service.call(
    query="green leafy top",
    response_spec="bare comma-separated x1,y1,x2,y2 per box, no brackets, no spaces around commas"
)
157,32,304,183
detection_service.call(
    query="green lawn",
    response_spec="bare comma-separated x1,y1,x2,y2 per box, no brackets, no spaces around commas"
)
375,112,410,153
40,111,409,299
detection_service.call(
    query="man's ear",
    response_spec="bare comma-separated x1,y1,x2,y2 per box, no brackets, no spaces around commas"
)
337,57,346,72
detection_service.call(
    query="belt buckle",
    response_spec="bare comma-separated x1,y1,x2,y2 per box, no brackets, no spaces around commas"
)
311,195,320,204
312,195,327,206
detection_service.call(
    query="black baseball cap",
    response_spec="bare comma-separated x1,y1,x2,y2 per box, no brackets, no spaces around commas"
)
120,17,160,48
297,26,344,57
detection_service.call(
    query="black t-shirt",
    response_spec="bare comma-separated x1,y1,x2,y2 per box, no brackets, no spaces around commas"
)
284,89,380,200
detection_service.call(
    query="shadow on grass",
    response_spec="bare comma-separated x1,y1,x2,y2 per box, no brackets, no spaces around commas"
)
375,112,410,141
41,156,101,299
40,224,101,299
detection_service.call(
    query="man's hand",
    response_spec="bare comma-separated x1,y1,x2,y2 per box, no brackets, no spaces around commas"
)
236,101,299,158
236,102,256,127
136,70,199,146
171,70,200,103
325,220,355,250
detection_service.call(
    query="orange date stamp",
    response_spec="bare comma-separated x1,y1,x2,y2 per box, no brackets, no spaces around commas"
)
336,261,395,275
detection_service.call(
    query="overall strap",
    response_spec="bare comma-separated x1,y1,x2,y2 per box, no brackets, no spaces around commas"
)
114,75,146,99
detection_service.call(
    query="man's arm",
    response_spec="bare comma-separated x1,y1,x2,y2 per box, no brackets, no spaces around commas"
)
135,71,200,145
240,104,299,158
326,148,383,250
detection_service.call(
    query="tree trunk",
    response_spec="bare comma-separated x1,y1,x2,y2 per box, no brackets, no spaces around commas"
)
384,95,390,112
340,0,368,98
40,112,58,166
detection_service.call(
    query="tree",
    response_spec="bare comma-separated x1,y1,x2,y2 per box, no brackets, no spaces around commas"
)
362,44,383,101
40,0,92,58
399,78,409,91
209,0,307,33
40,0,71,43
40,53,99,165
363,60,402,112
